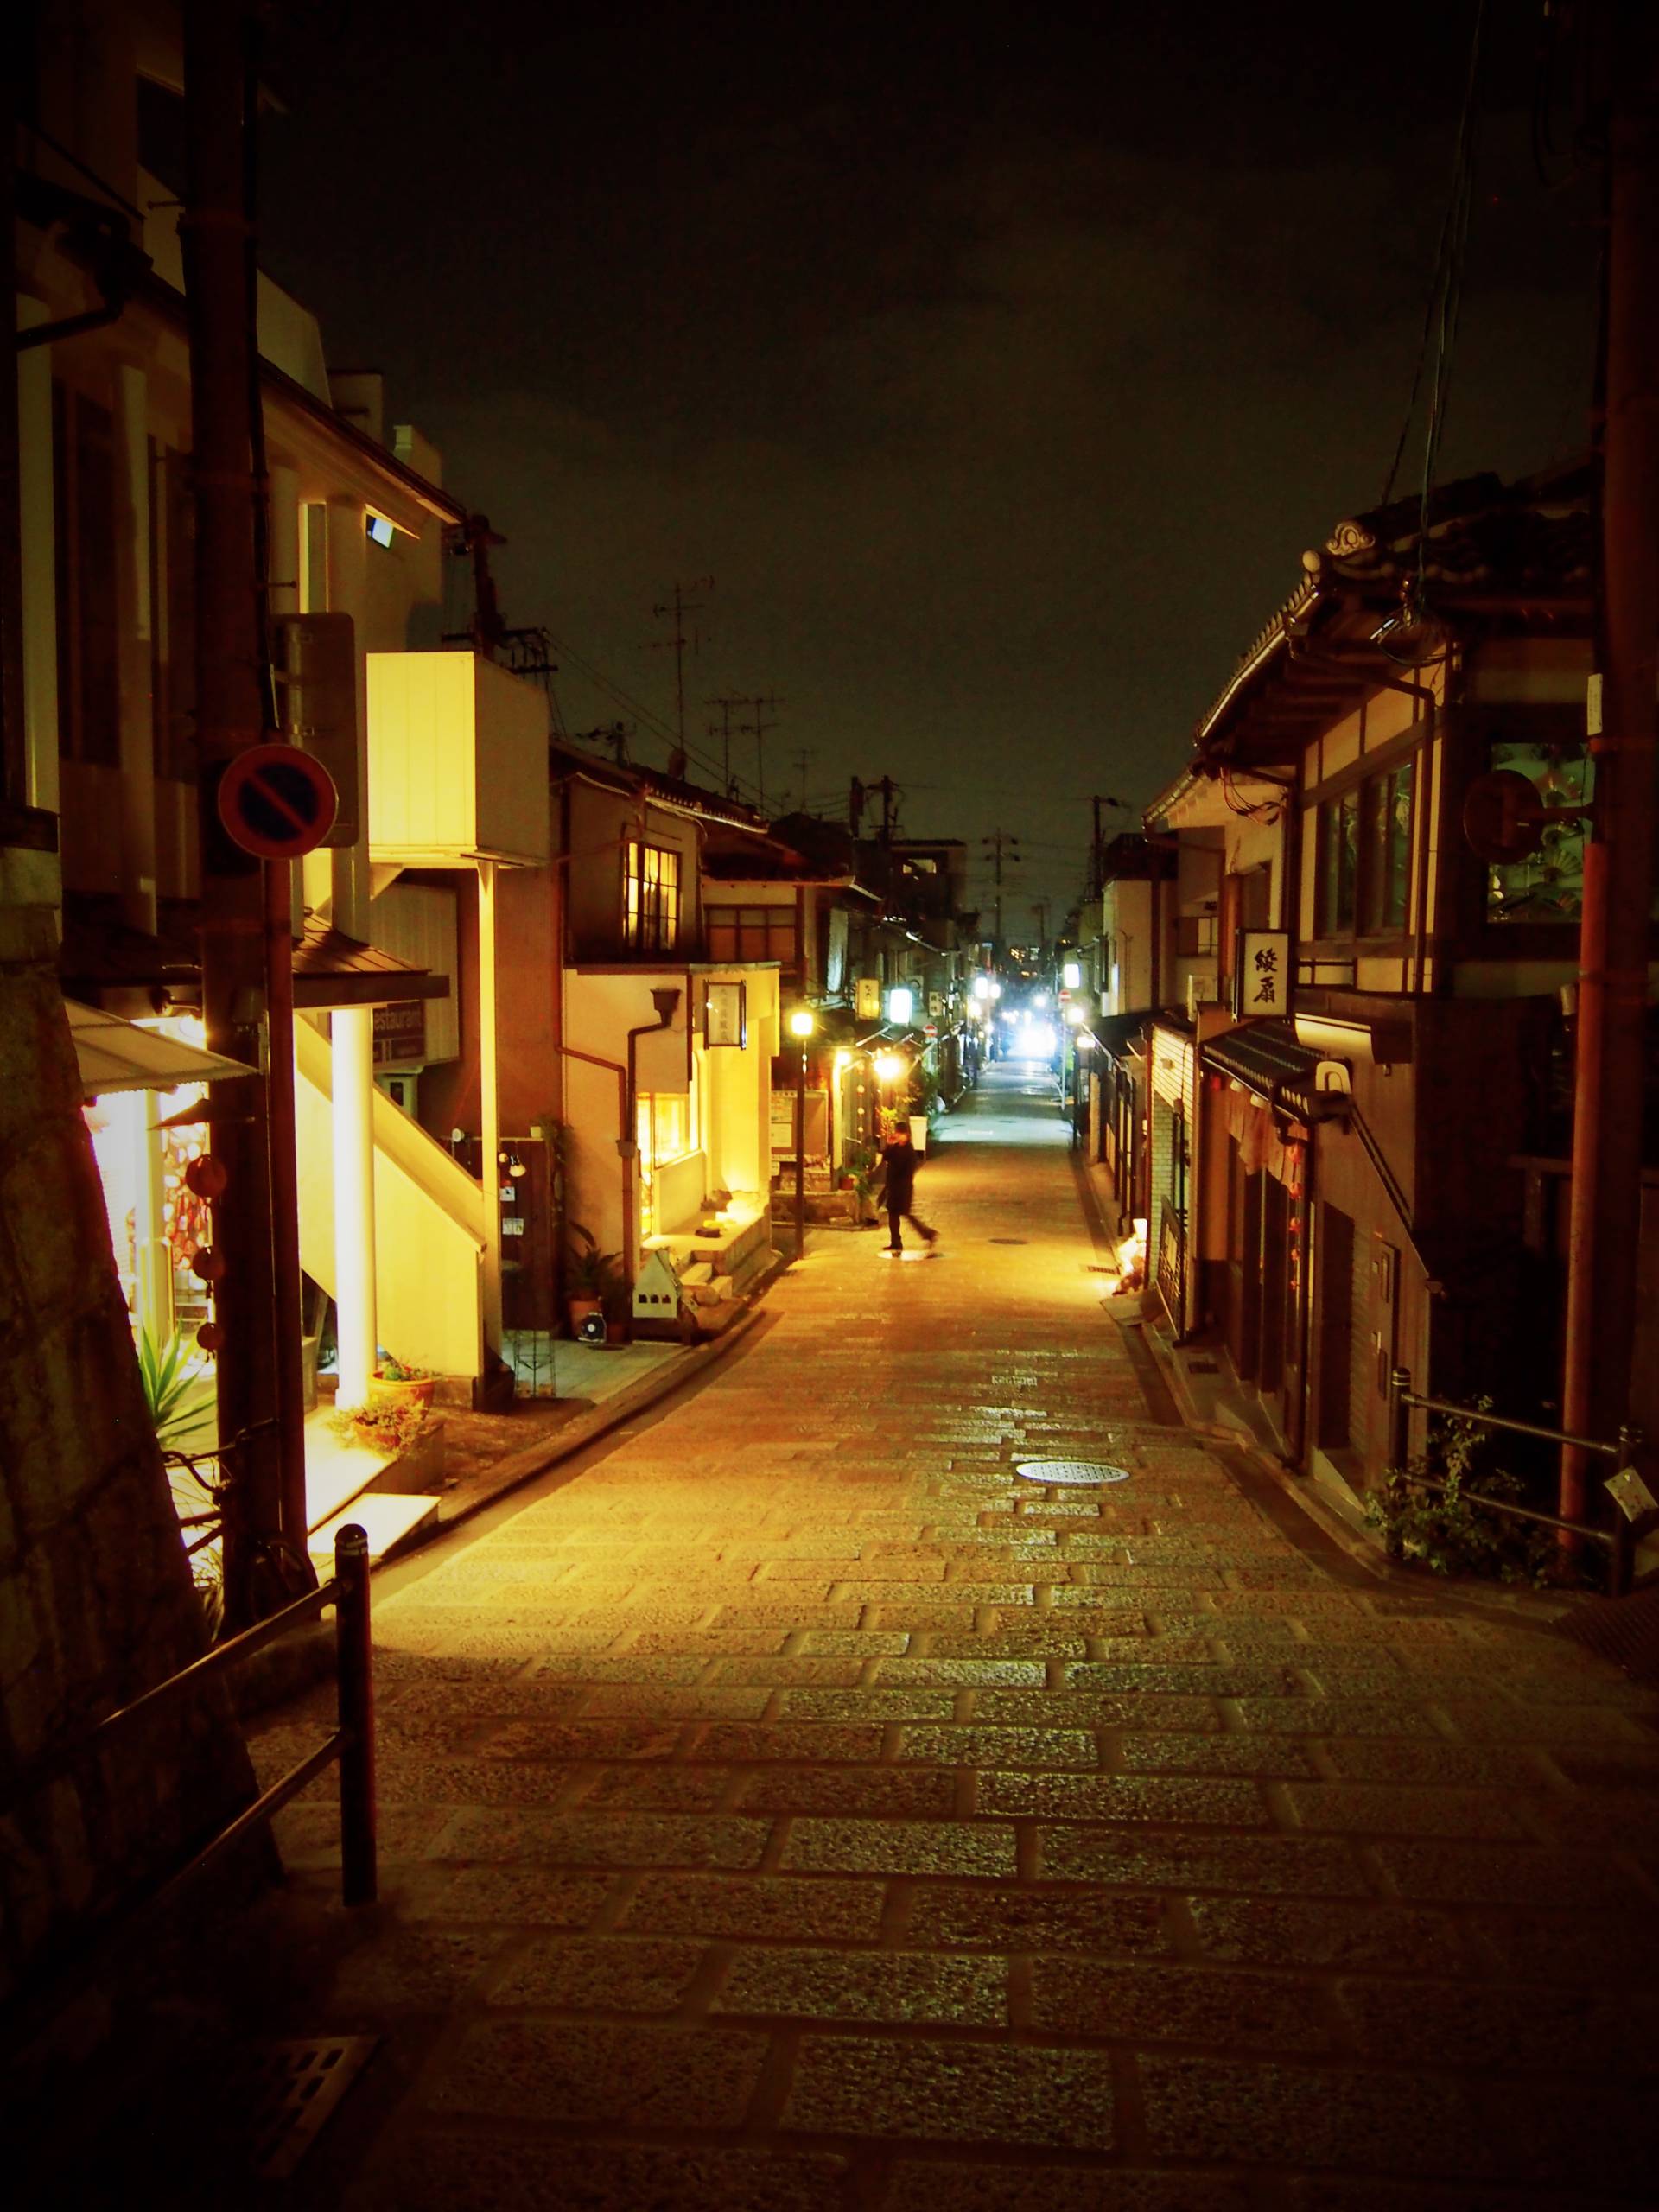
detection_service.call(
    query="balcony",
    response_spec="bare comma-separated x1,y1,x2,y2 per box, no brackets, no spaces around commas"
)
367,651,550,868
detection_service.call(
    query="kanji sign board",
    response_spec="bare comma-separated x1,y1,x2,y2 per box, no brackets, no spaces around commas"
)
1236,930,1291,1019
218,743,340,861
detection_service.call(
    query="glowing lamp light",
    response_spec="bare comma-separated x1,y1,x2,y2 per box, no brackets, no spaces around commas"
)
787,1007,816,1040
1062,961,1082,988
971,974,991,1001
873,1052,905,1085
1033,990,1048,1008
887,987,914,1026
833,1048,852,1074
1064,1002,1085,1026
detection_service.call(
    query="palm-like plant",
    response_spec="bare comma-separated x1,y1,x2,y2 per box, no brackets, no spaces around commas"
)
137,1327,219,1453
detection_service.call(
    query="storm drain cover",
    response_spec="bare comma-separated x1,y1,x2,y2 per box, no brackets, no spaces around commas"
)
988,1238,1027,1246
1014,1459,1132,1486
238,2037,378,2179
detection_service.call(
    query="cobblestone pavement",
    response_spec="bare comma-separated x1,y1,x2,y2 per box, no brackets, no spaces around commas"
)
238,1065,1658,2210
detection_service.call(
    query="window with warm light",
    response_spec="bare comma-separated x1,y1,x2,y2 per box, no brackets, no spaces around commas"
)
635,1092,696,1233
704,903,798,963
623,841,682,951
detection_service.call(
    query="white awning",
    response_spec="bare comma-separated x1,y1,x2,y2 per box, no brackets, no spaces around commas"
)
67,1000,257,1099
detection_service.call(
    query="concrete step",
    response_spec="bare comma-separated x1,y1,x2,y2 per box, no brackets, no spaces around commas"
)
308,1490,441,1568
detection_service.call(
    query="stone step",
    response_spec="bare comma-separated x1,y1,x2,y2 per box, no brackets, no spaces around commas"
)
308,1490,441,1568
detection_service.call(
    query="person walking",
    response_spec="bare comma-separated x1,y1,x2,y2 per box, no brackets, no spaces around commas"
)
879,1122,938,1256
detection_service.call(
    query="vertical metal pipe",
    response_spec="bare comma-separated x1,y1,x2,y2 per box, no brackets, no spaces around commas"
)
334,1523,377,1906
1388,1364,1411,1476
795,1045,807,1259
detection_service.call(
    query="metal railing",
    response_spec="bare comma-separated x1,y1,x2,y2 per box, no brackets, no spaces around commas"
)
3,1526,376,2043
1385,1366,1656,1596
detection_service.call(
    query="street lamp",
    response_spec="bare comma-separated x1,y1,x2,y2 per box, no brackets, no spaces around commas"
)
788,1007,816,1260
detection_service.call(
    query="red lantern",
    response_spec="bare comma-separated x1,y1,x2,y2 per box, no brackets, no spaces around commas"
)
184,1154,228,1202
190,1245,226,1284
196,1321,224,1354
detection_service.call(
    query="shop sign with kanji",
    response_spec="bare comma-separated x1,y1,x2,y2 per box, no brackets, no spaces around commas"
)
1237,930,1291,1018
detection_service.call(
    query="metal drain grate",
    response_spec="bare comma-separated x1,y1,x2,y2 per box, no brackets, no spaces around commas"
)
238,2037,378,2179
1014,1459,1132,1486
988,1237,1027,1246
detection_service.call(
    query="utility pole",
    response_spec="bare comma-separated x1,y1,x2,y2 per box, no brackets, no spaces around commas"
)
732,693,783,812
650,576,712,754
182,0,287,1628
706,695,741,796
1559,2,1659,1541
794,747,813,813
981,829,1020,953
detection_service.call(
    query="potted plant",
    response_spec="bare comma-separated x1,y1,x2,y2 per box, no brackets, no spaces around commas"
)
367,1351,435,1410
565,1223,621,1336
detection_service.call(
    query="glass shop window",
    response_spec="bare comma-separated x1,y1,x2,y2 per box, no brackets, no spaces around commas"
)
704,904,798,963
1315,788,1359,936
1359,760,1414,933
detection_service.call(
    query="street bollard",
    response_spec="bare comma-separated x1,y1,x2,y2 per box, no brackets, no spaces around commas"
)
334,1524,378,1906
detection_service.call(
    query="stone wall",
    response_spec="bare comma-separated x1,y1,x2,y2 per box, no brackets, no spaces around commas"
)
0,914,257,2004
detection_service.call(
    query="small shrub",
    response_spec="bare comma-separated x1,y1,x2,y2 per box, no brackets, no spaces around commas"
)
1365,1402,1575,1589
331,1399,428,1457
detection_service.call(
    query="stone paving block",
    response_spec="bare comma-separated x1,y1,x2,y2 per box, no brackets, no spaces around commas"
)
1520,1786,1659,1851
1039,1828,1373,1897
629,1629,791,1654
902,1882,1173,1956
529,1653,709,1685
735,1767,957,1819
620,1872,887,1942
783,2033,1114,2150
1281,2183,1602,2212
898,1725,1098,1770
476,1718,685,1762
329,1926,506,2010
1186,1893,1484,1974
779,1688,958,1721
1333,1973,1656,2072
272,1801,454,1865
1282,1782,1533,1840
353,2134,851,2211
873,1658,1048,1686
428,2018,770,2127
573,1766,735,1812
1118,1731,1320,1777
799,1630,912,1655
393,1866,616,1926
706,1658,868,1686
1372,1840,1647,1910
1435,1700,1653,1744
1230,1697,1449,1737
1140,2054,1485,2177
1030,1955,1337,2052
715,1945,1007,2025
976,1689,1223,1731
782,1817,1018,1878
925,1630,1096,1657
1312,1739,1548,1787
486,1934,706,2011
1060,1660,1306,1697
579,1685,773,1719
435,1808,772,1869
689,1721,887,1763
978,1770,1271,1827
879,2167,1253,2212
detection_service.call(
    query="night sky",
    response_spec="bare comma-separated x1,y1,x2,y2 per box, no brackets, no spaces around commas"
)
257,1,1598,927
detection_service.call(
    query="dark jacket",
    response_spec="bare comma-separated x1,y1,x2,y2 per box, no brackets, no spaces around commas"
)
880,1138,919,1210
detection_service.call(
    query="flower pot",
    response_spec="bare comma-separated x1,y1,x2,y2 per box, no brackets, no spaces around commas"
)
568,1296,603,1336
367,1372,435,1410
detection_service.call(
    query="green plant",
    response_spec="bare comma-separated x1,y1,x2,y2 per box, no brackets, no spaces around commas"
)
1365,1402,1569,1589
566,1222,621,1297
375,1351,430,1382
843,1141,880,1203
137,1327,218,1452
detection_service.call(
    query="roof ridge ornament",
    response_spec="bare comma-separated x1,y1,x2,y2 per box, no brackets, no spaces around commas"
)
1325,518,1376,556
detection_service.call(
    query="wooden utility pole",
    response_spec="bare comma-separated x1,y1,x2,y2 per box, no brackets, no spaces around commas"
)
981,828,1020,952
182,0,286,1628
1560,3,1659,1535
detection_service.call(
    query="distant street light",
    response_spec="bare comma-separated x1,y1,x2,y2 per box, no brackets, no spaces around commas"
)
788,1007,816,1260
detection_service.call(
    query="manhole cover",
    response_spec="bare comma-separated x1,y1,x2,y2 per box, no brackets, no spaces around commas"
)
1014,1459,1132,1486
988,1238,1027,1246
238,2037,378,2179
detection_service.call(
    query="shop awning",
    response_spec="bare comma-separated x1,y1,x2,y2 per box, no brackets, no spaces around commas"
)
1089,1010,1151,1060
1203,1018,1351,1123
59,906,448,1014
67,1000,257,1099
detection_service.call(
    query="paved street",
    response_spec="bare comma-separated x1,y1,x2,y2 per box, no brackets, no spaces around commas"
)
239,1064,1658,2209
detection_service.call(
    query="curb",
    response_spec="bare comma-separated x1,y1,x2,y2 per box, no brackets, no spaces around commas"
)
1138,1312,1577,1630
426,1299,772,1546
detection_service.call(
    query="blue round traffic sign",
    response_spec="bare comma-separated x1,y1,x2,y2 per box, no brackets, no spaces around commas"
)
217,743,339,860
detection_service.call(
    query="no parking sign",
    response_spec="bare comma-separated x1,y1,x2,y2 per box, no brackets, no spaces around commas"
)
217,743,340,860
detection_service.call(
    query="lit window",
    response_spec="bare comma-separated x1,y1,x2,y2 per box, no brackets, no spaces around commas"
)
623,841,681,951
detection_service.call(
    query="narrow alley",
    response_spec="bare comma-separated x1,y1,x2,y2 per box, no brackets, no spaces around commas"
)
186,1070,1659,2203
